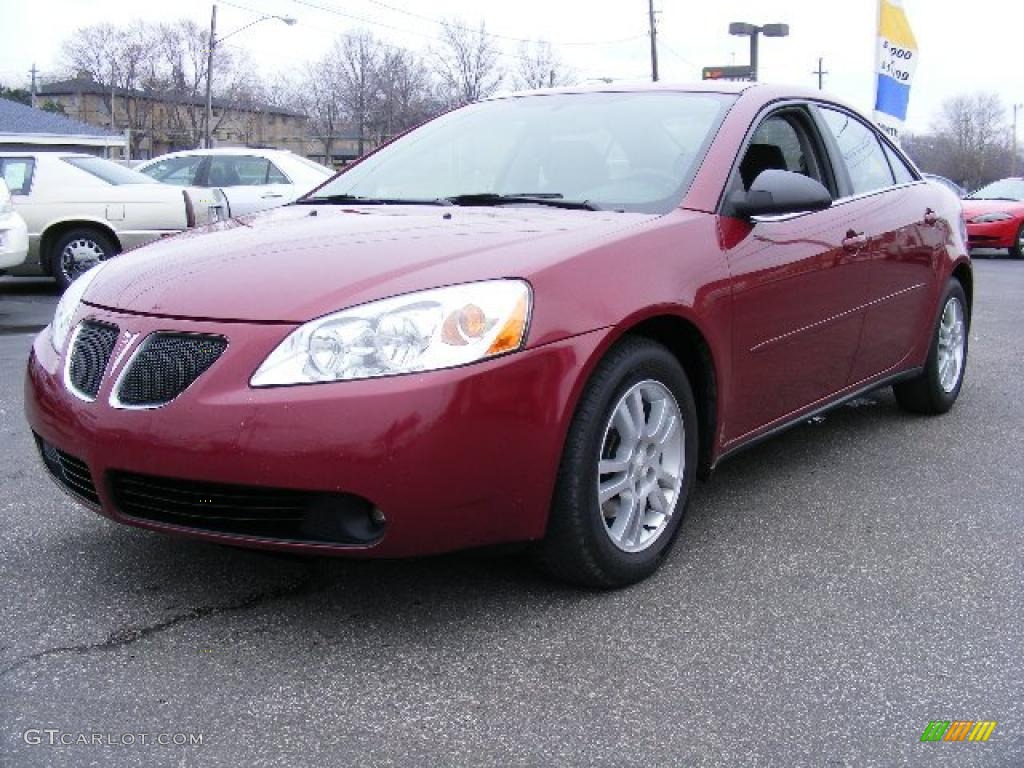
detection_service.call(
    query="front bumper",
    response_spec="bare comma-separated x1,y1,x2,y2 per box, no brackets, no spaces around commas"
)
966,218,1019,249
25,306,604,557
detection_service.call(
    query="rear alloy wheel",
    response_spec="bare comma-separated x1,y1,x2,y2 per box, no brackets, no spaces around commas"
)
1010,222,1024,259
538,338,698,588
52,228,118,291
893,279,969,414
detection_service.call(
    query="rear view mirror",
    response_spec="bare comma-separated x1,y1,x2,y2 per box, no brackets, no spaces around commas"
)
731,169,832,219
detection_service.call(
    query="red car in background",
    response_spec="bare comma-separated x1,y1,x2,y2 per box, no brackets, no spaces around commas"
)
25,83,971,587
962,177,1024,258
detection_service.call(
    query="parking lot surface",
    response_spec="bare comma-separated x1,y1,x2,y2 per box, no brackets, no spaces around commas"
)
1,260,1021,767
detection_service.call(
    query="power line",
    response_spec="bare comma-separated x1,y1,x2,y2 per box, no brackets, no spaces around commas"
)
354,0,649,47
286,0,646,49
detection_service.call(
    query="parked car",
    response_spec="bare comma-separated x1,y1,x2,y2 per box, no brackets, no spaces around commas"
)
923,173,966,199
0,152,227,289
0,179,29,272
25,83,971,587
136,148,333,216
961,177,1024,258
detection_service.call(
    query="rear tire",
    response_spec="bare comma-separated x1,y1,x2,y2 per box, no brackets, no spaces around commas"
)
893,279,968,414
51,228,118,291
537,337,698,588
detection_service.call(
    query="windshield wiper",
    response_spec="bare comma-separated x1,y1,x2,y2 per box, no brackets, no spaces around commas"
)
965,196,1019,202
296,194,450,206
445,193,599,211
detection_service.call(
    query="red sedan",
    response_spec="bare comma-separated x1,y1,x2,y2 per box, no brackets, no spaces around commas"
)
25,83,971,587
961,177,1024,258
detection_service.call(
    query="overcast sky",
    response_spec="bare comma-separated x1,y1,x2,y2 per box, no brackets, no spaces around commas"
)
2,0,1021,134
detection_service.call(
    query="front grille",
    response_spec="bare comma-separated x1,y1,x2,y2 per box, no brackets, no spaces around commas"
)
35,436,100,505
116,333,227,407
109,471,384,544
68,321,119,399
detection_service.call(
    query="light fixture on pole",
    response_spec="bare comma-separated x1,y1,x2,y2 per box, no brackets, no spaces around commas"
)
204,4,296,149
728,22,789,82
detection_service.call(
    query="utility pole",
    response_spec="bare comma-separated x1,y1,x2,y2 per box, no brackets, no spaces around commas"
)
1013,104,1021,177
110,61,116,132
812,57,828,90
648,0,659,82
29,64,38,109
204,3,217,149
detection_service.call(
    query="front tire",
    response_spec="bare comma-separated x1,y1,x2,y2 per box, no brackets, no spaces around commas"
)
538,338,698,588
51,228,118,291
893,279,969,414
1010,222,1024,259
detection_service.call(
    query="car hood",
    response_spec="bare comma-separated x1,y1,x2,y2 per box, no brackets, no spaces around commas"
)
84,204,657,322
961,199,1024,218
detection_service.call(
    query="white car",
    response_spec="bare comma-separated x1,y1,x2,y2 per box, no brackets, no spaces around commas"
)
0,152,226,289
0,179,29,271
136,148,334,216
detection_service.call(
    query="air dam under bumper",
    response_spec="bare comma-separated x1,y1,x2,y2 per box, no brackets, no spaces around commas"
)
25,307,605,557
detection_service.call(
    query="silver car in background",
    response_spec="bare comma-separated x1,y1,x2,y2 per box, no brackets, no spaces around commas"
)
0,152,226,289
136,148,334,216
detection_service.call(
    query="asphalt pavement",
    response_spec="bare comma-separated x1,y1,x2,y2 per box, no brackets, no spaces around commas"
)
1,260,1021,767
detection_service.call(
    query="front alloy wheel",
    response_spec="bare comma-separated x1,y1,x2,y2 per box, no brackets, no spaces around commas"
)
539,337,698,588
598,380,685,553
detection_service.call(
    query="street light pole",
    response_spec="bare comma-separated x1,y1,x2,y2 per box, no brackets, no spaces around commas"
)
203,5,295,150
729,22,789,82
204,4,217,149
648,0,659,82
1013,104,1022,178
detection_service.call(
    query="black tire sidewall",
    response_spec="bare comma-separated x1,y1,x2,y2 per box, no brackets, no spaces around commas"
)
553,339,698,586
922,280,969,410
52,228,116,291
1011,222,1024,259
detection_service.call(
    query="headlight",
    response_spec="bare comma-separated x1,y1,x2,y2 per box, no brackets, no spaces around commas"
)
251,280,532,386
50,261,108,353
969,212,1012,223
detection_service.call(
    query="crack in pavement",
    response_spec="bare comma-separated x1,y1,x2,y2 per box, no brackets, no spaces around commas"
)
0,566,319,680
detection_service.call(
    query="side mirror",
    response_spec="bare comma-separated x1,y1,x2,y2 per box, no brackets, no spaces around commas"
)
730,169,832,219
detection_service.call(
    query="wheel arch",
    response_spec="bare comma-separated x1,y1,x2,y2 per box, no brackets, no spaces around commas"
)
951,259,973,322
40,219,122,276
566,308,721,481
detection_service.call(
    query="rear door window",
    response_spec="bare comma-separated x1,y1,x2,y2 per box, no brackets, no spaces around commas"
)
207,156,277,186
819,108,895,196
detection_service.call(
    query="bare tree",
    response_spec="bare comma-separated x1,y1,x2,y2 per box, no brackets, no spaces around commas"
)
60,22,161,156
515,40,574,90
432,20,503,107
286,58,346,163
333,31,384,156
372,46,441,142
924,92,1011,189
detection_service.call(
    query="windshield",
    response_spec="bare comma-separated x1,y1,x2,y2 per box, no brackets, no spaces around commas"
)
966,178,1024,201
307,91,734,213
63,156,158,186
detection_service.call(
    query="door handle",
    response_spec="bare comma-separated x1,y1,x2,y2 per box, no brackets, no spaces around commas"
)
923,208,939,225
261,192,285,199
842,231,868,251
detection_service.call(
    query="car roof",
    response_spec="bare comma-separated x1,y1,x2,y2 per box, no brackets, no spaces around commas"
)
142,148,297,160
486,80,857,115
